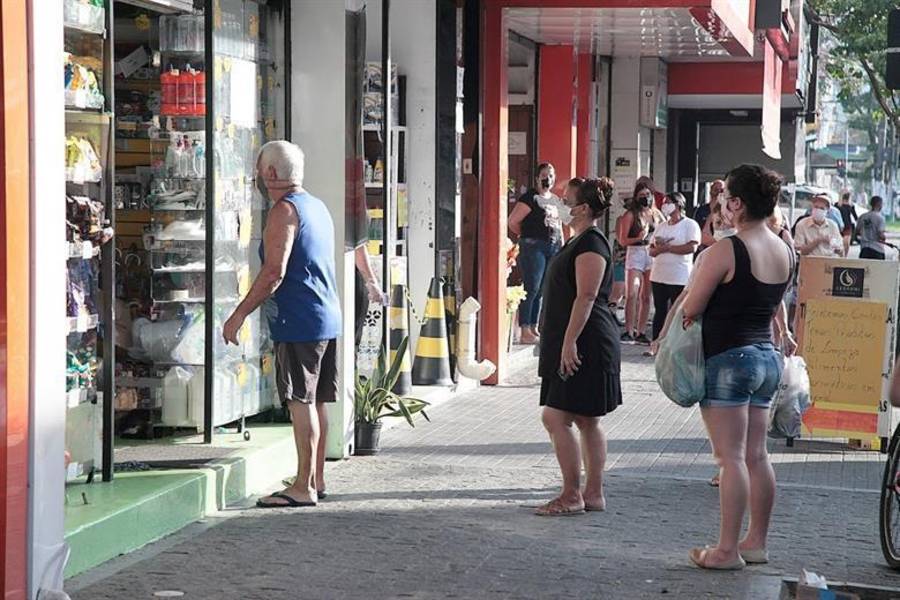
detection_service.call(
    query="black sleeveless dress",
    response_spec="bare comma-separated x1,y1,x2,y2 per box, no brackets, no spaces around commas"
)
538,227,622,417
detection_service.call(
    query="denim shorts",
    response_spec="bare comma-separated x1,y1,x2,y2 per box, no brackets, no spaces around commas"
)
701,343,783,409
625,245,652,273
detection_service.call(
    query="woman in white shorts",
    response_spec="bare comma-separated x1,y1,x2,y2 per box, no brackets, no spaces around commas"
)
617,185,661,344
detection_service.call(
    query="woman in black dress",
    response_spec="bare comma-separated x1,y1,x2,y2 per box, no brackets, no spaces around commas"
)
536,177,622,517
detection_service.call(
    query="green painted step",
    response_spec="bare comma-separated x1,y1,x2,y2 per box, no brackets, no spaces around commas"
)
64,425,296,578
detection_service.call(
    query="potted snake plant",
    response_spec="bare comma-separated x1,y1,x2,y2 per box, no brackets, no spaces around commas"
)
354,336,430,455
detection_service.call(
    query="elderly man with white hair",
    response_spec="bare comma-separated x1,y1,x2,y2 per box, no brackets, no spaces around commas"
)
224,140,341,508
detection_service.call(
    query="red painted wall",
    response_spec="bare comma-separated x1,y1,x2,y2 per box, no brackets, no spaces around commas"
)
479,5,508,384
576,53,593,178
538,45,576,190
668,61,796,96
1,0,31,597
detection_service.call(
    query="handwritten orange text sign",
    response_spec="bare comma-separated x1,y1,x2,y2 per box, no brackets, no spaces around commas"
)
801,299,887,410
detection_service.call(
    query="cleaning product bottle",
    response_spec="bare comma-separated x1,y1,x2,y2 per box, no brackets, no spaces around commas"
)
165,136,180,177
160,65,179,115
373,157,384,183
192,140,204,178
178,136,192,178
178,64,195,115
193,68,206,116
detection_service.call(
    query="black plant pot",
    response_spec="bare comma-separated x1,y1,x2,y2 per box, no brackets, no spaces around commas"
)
354,421,383,455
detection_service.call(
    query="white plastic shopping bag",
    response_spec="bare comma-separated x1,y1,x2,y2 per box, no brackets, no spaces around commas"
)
655,308,705,407
768,355,811,439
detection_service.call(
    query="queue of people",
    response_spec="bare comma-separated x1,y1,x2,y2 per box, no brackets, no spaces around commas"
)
533,163,797,572
233,143,894,570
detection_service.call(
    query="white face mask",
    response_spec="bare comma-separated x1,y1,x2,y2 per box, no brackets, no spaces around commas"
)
812,207,827,223
662,203,677,217
714,227,736,241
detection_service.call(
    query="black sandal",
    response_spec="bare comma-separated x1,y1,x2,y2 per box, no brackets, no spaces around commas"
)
256,491,317,509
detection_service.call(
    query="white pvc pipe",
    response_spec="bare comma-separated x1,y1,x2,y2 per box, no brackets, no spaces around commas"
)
456,297,497,381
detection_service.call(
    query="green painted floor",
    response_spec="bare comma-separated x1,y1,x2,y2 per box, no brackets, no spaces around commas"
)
64,425,295,577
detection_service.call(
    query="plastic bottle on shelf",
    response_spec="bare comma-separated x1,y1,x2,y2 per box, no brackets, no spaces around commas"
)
178,64,195,115
191,140,204,178
178,136,192,178
165,137,181,178
162,367,191,425
193,68,206,116
161,66,179,115
373,157,384,183
365,160,374,183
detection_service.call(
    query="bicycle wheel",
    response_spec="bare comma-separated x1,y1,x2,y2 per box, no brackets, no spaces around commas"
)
880,429,900,569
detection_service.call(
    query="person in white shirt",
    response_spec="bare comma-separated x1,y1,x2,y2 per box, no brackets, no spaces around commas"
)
794,195,843,258
649,192,701,343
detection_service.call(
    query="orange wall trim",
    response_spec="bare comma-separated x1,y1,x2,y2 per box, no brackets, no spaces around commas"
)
0,0,32,598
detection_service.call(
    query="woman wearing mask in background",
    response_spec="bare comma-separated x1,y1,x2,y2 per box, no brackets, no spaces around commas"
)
618,183,661,344
536,177,621,516
680,164,794,570
696,180,724,254
647,192,701,355
509,163,567,344
634,175,666,210
700,186,737,249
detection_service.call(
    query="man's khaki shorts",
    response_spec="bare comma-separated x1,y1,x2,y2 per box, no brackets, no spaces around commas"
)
274,339,338,404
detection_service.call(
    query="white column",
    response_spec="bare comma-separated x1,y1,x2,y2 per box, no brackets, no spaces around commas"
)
391,0,436,352
29,2,68,597
609,56,643,218
366,0,437,353
292,1,353,458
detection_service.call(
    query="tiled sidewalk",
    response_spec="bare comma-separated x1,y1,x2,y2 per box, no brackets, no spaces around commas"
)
68,345,899,600
381,346,888,492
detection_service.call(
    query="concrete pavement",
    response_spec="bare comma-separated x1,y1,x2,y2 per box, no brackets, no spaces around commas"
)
67,346,899,599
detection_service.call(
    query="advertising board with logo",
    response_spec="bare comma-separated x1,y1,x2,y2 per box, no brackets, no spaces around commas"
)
796,257,900,448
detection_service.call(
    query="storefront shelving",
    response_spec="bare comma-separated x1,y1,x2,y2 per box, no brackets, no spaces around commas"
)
110,0,285,447
63,0,116,483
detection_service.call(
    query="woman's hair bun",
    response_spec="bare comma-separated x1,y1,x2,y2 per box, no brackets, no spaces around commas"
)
578,177,614,216
724,163,783,221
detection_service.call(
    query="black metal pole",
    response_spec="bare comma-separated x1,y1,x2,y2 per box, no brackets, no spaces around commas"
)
381,0,392,352
101,0,116,482
283,0,292,141
203,0,215,444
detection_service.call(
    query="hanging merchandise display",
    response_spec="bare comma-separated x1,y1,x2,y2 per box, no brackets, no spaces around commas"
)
56,0,289,487
65,0,107,34
65,52,106,110
63,0,115,482
109,0,287,447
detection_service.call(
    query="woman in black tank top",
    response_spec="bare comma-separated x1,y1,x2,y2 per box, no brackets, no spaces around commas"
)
678,164,796,571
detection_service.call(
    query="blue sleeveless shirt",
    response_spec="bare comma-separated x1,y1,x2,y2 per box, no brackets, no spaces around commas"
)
261,192,342,343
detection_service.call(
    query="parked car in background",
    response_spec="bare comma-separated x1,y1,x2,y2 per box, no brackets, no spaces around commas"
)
779,185,837,216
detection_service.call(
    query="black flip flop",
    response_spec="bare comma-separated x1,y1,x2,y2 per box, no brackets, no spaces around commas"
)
317,489,328,500
256,491,317,509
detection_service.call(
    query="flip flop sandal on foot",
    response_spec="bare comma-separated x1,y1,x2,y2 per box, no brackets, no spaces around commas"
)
584,502,606,512
534,498,585,517
689,547,745,571
739,548,768,564
256,491,317,509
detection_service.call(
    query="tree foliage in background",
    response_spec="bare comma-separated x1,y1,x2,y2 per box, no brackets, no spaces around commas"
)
809,0,899,129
